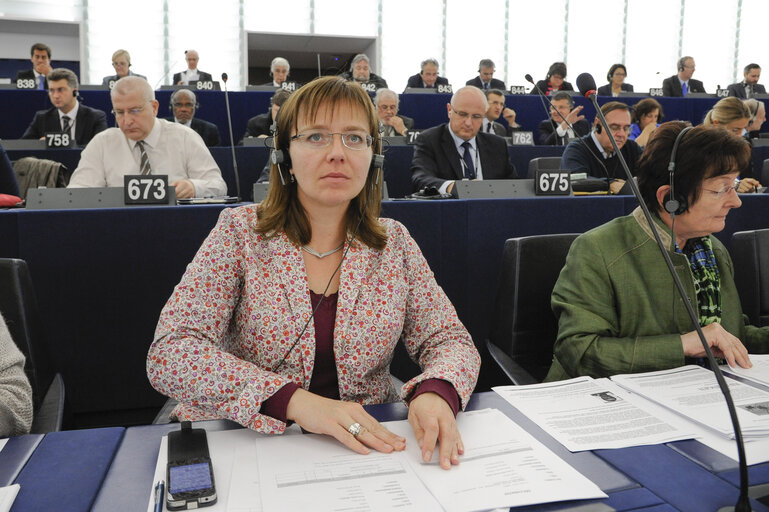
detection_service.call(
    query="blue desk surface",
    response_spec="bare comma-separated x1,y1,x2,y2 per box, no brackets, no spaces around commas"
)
81,391,768,512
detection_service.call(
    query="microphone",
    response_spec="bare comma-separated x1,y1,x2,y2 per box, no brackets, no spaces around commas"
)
221,72,242,201
526,73,610,190
581,71,752,512
576,73,597,99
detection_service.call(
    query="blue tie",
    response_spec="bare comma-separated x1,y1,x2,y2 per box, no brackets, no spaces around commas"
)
682,82,688,96
38,75,45,90
461,141,476,179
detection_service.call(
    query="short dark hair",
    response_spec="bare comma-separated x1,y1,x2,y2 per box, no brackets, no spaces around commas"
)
597,101,630,120
271,88,291,107
547,62,567,79
637,122,751,213
478,59,495,70
631,98,663,124
551,91,574,107
744,63,761,75
47,68,78,90
607,64,627,82
31,43,51,58
484,88,505,100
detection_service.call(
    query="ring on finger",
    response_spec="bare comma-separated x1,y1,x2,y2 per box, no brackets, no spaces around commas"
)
348,422,365,437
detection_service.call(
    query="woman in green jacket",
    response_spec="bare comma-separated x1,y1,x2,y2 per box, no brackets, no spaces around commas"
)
546,122,769,381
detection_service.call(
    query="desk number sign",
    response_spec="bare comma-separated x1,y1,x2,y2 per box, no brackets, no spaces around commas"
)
716,88,729,98
535,170,571,196
16,79,37,89
124,175,169,204
45,132,71,148
649,88,664,97
509,85,527,95
437,84,453,94
195,80,215,90
510,131,534,146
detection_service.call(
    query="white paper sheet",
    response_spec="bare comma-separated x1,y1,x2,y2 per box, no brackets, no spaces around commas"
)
0,439,7,455
721,354,769,388
612,365,769,439
493,377,696,451
0,484,19,512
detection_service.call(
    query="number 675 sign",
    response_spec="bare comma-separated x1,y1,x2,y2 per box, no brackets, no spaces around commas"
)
535,171,571,195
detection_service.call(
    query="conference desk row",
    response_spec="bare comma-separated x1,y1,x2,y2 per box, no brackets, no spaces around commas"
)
7,143,769,201
2,88,767,144
2,392,768,511
3,195,769,427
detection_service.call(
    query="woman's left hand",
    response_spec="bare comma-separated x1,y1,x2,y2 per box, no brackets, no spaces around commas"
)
408,392,463,470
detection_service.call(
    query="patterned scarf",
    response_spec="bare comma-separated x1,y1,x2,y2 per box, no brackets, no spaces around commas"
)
676,236,722,325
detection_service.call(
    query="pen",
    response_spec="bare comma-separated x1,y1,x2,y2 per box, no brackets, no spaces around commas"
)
154,480,164,512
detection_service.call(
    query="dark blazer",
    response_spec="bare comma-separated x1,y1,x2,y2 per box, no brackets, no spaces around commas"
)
727,82,767,99
382,114,415,137
596,83,634,96
405,73,449,89
15,69,47,88
242,112,273,143
21,104,107,147
537,119,590,146
465,76,506,91
531,80,574,95
340,71,388,90
172,70,214,84
561,133,641,182
410,123,516,191
662,75,706,97
165,117,220,147
101,72,147,87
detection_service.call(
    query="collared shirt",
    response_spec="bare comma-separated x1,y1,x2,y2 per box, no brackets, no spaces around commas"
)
57,100,79,139
590,130,612,159
443,124,483,193
174,117,192,128
555,121,576,140
179,69,200,85
678,77,689,94
69,118,227,197
482,119,495,134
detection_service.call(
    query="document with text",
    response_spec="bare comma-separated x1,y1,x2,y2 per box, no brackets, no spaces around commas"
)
611,365,769,439
721,354,769,389
493,377,696,451
255,408,605,512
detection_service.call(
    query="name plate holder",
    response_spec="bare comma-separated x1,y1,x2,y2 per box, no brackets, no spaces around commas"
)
454,179,572,199
25,187,177,209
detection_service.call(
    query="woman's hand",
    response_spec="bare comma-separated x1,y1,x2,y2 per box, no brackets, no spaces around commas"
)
737,178,761,193
286,388,406,454
681,322,752,368
408,392,463,470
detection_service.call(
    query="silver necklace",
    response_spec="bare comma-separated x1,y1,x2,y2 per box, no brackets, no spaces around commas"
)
302,242,344,259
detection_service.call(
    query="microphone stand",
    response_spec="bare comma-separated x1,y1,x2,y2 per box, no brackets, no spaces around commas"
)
221,73,242,201
587,91,751,512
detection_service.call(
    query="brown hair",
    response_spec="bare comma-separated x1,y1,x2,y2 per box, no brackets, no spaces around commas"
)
256,76,386,249
631,98,663,124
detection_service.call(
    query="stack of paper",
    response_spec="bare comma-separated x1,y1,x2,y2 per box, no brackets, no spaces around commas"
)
493,376,696,452
721,354,769,389
612,365,769,439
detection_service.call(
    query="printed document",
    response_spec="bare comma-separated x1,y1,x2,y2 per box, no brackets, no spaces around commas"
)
721,354,769,389
493,377,695,451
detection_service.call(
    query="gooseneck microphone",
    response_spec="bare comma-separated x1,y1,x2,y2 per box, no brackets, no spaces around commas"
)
525,73,610,191
577,71,751,512
221,72,242,201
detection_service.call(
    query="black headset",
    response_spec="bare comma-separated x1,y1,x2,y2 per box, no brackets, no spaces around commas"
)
664,126,694,216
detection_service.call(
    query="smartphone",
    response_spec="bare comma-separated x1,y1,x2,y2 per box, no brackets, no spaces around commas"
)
166,421,217,510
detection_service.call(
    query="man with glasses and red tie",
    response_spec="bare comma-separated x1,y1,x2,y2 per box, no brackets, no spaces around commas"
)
410,86,516,195
21,68,107,147
68,76,226,199
560,102,642,195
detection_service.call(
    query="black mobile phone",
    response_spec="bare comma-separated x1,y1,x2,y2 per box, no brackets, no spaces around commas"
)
166,421,217,510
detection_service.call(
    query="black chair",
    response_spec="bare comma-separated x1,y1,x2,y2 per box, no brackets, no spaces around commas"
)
761,159,769,187
486,234,579,385
0,258,65,433
731,229,769,327
527,156,562,179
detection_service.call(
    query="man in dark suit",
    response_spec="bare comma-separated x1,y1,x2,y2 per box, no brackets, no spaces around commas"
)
241,88,292,143
22,68,107,147
662,56,706,97
466,58,506,91
728,63,766,99
537,91,589,145
340,54,388,90
172,50,213,85
166,89,220,147
405,58,449,89
560,102,641,194
483,89,522,136
15,43,53,89
374,89,414,137
411,86,515,193
261,57,291,87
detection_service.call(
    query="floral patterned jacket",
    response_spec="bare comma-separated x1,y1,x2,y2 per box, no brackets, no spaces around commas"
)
147,205,480,434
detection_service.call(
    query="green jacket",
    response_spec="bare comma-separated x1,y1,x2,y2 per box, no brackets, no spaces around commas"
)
545,207,769,382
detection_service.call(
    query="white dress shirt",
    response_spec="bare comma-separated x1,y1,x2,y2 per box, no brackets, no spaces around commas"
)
440,124,483,193
179,69,200,85
69,118,227,197
58,101,79,139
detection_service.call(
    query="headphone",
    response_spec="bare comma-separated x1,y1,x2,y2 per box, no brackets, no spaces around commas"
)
677,57,689,72
595,123,602,134
270,128,385,189
664,126,694,216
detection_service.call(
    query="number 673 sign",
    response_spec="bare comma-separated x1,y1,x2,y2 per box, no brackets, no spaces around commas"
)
124,175,170,204
535,170,571,195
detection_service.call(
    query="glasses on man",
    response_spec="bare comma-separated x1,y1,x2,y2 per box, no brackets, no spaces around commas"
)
452,110,485,121
112,105,148,118
291,131,373,150
703,178,740,198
